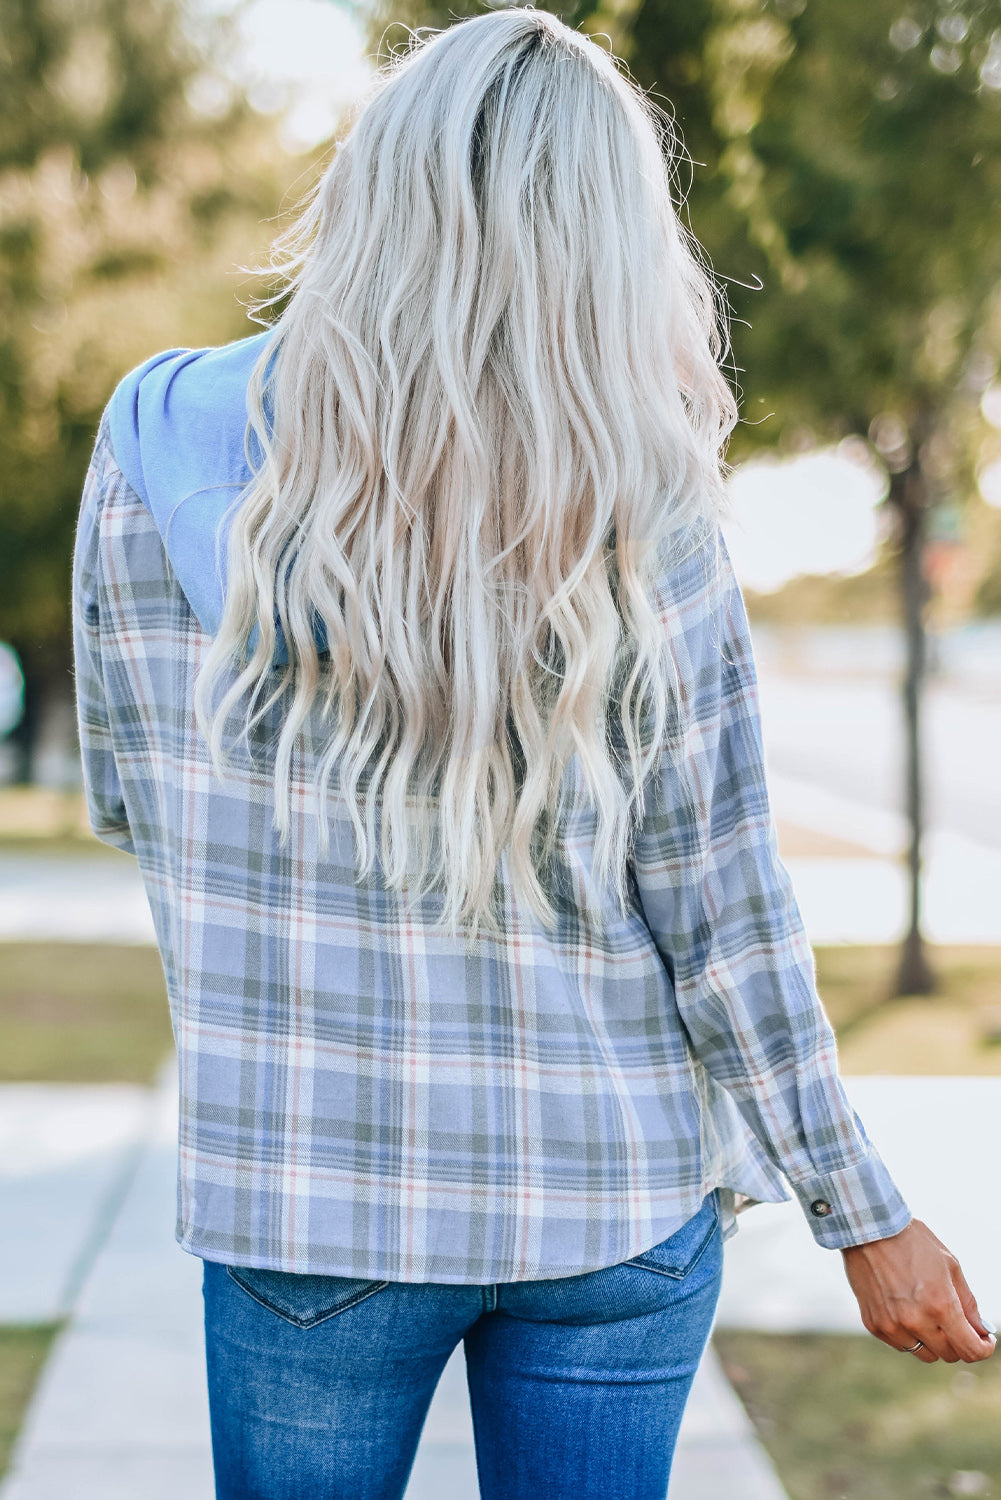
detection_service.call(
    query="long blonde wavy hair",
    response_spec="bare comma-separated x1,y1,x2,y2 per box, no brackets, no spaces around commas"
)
194,6,738,941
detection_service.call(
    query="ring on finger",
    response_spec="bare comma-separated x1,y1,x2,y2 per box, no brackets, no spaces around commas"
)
901,1339,924,1353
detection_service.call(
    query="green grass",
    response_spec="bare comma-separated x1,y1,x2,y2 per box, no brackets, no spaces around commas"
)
0,788,100,846
814,943,1001,1030
0,1325,62,1480
0,943,172,1083
813,944,1001,1076
715,1331,1001,1500
0,835,123,857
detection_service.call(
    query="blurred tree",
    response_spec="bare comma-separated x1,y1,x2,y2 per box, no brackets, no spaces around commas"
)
972,508,1001,614
681,0,1001,997
0,0,291,780
372,0,1001,995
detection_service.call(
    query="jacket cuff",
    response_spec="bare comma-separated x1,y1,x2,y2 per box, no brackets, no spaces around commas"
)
789,1147,913,1250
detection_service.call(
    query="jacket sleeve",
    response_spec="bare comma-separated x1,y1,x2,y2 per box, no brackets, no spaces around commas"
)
71,420,136,856
632,527,911,1250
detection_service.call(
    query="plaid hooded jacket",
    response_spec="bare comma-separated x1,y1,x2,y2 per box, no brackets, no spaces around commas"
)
70,333,912,1283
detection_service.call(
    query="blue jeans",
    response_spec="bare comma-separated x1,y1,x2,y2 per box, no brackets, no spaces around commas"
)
202,1188,723,1500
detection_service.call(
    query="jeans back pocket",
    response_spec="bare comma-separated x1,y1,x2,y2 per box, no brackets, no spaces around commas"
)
624,1190,720,1280
225,1265,389,1328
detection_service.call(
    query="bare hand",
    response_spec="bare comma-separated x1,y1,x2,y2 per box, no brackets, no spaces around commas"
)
841,1218,996,1363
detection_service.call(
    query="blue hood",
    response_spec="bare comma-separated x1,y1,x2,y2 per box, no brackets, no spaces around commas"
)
106,330,321,667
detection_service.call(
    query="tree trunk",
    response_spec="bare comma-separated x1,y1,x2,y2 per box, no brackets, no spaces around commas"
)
4,641,73,787
5,655,42,785
887,456,937,998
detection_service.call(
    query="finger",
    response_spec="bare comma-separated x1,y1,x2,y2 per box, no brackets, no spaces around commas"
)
891,1305,961,1363
912,1297,988,1364
940,1292,997,1362
951,1263,998,1345
886,1331,938,1362
866,1320,939,1361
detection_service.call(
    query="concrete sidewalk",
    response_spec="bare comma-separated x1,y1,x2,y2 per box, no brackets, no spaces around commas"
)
0,1062,787,1500
0,849,155,944
0,1084,152,1324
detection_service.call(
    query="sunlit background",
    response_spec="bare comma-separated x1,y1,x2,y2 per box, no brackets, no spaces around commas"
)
1,2,1001,1497
197,0,993,592
198,0,372,150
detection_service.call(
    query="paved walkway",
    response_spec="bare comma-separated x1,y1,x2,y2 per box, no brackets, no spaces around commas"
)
0,849,154,944
0,1061,788,1500
769,772,1001,945
0,1084,151,1324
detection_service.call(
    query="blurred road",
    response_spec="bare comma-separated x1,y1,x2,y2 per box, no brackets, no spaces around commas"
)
754,624,1001,854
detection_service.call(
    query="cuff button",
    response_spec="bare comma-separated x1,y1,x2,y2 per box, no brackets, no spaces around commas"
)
810,1199,833,1217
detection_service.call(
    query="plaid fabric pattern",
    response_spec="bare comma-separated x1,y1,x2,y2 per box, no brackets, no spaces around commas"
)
72,415,912,1282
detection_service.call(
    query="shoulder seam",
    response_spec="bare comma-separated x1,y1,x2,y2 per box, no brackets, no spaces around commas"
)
97,413,151,508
